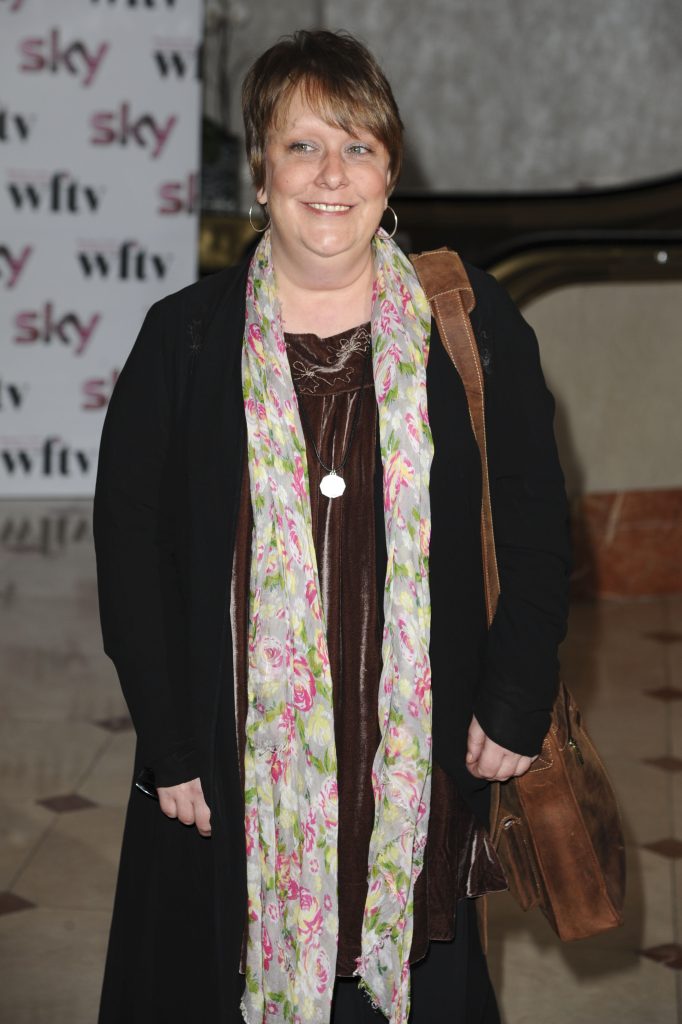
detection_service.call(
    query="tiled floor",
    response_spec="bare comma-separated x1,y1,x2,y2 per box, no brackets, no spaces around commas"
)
0,499,680,1024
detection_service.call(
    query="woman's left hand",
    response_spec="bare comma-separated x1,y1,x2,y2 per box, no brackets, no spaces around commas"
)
465,715,538,782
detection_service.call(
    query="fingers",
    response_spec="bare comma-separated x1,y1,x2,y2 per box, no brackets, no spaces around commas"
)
175,792,197,827
466,715,486,767
467,737,533,783
513,756,533,778
469,744,518,782
466,715,540,782
156,778,211,836
470,751,533,782
158,792,177,818
193,798,212,837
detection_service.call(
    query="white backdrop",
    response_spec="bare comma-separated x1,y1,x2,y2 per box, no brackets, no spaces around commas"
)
0,0,203,496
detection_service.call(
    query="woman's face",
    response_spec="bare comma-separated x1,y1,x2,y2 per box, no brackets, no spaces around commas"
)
257,87,391,270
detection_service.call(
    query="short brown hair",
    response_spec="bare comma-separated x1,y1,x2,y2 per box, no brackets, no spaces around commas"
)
242,30,404,195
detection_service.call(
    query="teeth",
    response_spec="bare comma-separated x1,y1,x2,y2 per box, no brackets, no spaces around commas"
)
308,203,350,212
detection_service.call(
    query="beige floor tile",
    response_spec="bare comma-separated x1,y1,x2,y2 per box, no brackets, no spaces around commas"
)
0,636,88,681
2,502,680,1022
560,633,670,716
13,805,125,912
562,611,668,659
672,772,682,839
488,846,674,954
573,651,668,700
79,731,136,808
487,933,677,1024
574,694,667,759
0,556,96,605
567,597,668,638
561,650,666,699
0,720,108,803
566,595,667,641
0,650,124,724
0,800,54,890
0,906,108,1024
0,594,101,655
662,595,682,632
600,756,672,848
670,700,682,760
654,595,681,696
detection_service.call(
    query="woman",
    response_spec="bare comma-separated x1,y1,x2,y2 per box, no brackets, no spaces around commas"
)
95,29,570,1024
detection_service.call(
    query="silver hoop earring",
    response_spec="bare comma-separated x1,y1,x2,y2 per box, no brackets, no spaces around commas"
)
249,201,270,233
384,205,398,239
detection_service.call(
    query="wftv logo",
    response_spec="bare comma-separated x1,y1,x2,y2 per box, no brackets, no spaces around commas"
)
82,369,119,410
7,171,104,213
14,304,101,356
77,240,172,281
90,104,177,160
0,107,36,143
19,30,109,88
1,509,91,556
0,244,32,288
0,378,28,410
90,0,177,7
158,172,197,215
153,41,200,80
1,437,93,478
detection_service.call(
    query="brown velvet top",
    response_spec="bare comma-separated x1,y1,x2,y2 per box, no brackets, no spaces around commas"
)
231,323,504,977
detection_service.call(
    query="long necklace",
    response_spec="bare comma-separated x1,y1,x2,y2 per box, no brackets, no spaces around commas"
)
294,335,372,498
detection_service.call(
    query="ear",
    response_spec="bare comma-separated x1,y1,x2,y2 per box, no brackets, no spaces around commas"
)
256,185,268,205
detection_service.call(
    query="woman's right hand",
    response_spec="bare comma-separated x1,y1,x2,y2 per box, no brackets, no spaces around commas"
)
157,777,212,837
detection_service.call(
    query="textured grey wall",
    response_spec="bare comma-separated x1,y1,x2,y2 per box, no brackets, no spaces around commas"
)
205,0,682,200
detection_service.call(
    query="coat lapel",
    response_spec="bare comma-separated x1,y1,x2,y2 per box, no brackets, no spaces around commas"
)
186,262,249,790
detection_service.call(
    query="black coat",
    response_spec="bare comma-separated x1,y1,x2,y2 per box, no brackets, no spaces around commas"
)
94,258,570,1023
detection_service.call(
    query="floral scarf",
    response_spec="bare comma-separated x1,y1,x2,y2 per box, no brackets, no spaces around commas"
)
240,228,433,1024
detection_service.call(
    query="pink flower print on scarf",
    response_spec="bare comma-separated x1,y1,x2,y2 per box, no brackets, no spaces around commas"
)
241,229,433,1024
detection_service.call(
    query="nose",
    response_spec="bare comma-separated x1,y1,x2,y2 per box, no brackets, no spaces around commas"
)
316,148,347,189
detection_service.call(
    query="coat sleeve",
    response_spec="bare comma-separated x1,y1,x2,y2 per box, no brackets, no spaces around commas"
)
472,277,571,757
94,300,200,788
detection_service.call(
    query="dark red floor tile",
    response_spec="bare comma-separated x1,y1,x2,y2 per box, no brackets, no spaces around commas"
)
37,793,98,813
0,892,35,916
642,838,682,859
645,687,682,701
94,714,133,732
642,756,682,772
640,943,682,969
643,631,682,644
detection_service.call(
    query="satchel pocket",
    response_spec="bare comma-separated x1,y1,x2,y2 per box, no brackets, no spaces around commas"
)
493,814,540,912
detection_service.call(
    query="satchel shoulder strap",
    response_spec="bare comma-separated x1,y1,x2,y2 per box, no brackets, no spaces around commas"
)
410,247,501,625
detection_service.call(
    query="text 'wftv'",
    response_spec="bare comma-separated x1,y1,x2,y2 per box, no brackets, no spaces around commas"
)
2,1,180,14
1,0,202,494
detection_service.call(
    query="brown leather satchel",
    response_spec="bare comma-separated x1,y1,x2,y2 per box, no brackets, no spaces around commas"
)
411,247,626,942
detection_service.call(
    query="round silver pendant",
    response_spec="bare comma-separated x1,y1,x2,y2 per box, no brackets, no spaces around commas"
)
319,472,346,498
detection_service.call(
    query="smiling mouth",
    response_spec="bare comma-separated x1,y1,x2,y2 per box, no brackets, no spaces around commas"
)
305,202,352,213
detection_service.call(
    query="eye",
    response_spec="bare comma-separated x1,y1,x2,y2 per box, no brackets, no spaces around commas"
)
347,143,372,155
289,141,315,153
